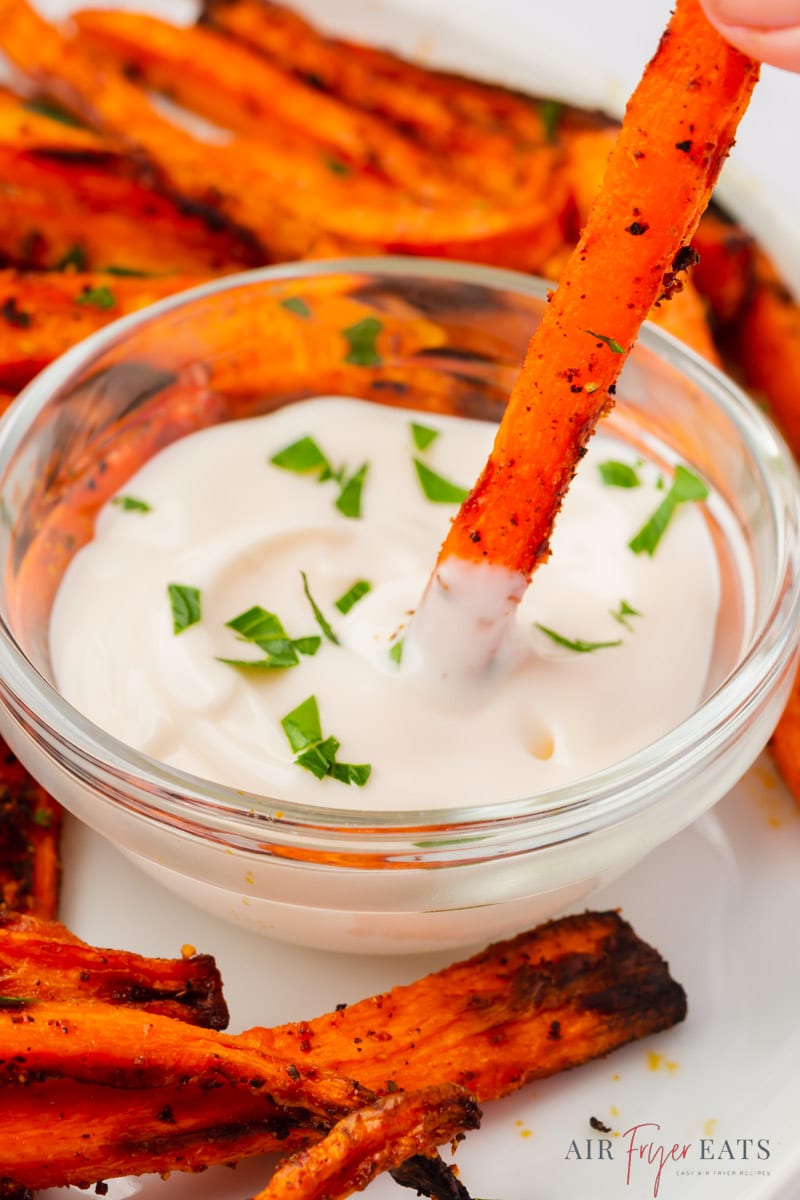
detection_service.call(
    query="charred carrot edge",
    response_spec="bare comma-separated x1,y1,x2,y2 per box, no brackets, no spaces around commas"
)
0,912,229,1029
0,740,62,921
255,1085,479,1200
435,0,759,578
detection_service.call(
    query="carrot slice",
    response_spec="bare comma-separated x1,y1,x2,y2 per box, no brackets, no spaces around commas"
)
0,747,61,920
429,0,759,603
256,1085,479,1200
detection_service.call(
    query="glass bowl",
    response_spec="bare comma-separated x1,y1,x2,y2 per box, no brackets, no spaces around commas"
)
0,258,797,954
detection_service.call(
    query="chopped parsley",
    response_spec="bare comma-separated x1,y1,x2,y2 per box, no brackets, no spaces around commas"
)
75,285,115,310
413,459,469,504
540,98,564,144
56,244,87,272
168,584,201,634
610,600,643,631
280,296,311,318
281,695,371,786
410,422,440,452
343,316,382,366
629,464,709,556
219,605,320,670
388,638,404,665
325,155,351,176
598,460,641,489
335,462,368,518
535,623,622,653
24,98,82,126
335,580,371,615
585,329,624,355
301,572,339,645
270,435,331,476
112,495,152,513
270,437,367,517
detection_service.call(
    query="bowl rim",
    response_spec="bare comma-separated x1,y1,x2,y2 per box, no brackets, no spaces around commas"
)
1,255,799,849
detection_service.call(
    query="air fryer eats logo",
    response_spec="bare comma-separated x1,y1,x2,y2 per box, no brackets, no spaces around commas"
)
565,1123,771,1197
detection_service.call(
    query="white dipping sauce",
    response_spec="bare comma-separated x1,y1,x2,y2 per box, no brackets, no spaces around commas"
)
50,397,720,810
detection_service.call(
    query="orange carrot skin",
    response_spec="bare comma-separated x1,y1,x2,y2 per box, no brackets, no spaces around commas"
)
437,0,759,578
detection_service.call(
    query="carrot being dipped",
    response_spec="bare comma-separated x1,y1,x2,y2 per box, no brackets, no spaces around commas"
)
410,0,760,677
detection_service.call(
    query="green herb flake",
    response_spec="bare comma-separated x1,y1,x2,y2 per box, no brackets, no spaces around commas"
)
535,623,622,654
301,572,340,645
220,605,320,670
23,98,82,127
31,808,53,828
0,996,33,1009
585,329,624,355
388,638,404,665
112,494,152,513
281,695,371,786
585,381,601,394
325,156,351,176
629,464,709,557
335,580,371,615
75,285,116,310
335,462,368,519
598,460,641,489
57,244,87,272
281,695,324,753
105,265,150,277
610,599,643,631
413,459,469,504
410,422,440,452
280,296,311,319
168,583,201,635
270,435,331,476
540,98,564,144
343,316,382,367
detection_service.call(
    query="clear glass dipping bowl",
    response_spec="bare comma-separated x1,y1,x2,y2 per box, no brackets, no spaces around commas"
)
0,259,797,954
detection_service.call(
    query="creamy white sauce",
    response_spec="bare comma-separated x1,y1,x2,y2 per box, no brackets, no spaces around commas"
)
50,396,721,810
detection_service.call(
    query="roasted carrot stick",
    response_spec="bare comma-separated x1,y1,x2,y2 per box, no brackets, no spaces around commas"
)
73,8,471,204
691,209,755,326
430,0,759,597
239,911,686,1103
256,1086,479,1200
0,1,574,258
0,269,209,391
0,911,683,1193
0,912,229,1028
0,740,61,920
0,146,263,275
0,998,372,1190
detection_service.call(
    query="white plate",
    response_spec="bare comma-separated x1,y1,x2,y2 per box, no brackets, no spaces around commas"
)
16,2,800,1198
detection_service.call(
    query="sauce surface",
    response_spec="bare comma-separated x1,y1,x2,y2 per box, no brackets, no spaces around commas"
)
50,397,720,810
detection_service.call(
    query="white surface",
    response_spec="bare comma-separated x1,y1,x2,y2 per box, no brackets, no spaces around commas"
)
13,1,800,1198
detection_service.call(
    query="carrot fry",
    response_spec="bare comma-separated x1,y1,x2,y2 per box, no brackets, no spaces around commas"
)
256,1086,479,1200
770,662,800,806
0,741,62,920
239,911,686,1103
0,911,683,1193
0,269,209,391
0,2,573,257
432,0,759,588
732,252,800,461
0,146,263,275
691,209,755,326
0,912,229,1028
73,8,470,203
0,998,372,1190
